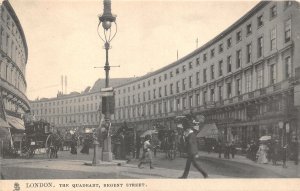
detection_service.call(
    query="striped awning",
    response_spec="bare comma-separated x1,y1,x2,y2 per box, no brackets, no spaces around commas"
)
197,123,219,139
6,115,25,130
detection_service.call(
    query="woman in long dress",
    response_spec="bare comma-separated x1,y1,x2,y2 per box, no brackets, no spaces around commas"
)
80,138,90,154
138,135,154,169
70,134,78,155
257,143,268,164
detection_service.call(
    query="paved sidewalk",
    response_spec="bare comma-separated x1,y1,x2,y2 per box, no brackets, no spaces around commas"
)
197,151,300,178
1,158,224,179
2,150,298,179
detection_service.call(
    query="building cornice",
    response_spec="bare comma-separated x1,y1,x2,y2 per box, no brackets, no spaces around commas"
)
29,90,102,103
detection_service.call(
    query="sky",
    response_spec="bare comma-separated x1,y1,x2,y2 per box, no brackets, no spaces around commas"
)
9,0,259,100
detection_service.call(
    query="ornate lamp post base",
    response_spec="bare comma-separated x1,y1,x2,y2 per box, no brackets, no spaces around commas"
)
102,151,113,162
102,136,113,162
92,141,100,165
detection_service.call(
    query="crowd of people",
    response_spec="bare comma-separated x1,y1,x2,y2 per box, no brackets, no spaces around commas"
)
245,138,299,168
67,133,93,155
63,119,299,179
215,141,237,159
137,117,209,178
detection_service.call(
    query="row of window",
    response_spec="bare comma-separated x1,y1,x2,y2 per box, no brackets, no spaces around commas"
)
36,113,100,125
31,94,101,108
0,26,26,67
115,89,286,121
1,5,24,47
32,102,100,115
209,100,284,122
118,53,292,107
118,10,292,96
0,61,26,93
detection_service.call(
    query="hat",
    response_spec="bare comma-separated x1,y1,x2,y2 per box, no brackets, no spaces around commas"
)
145,134,151,140
181,118,191,130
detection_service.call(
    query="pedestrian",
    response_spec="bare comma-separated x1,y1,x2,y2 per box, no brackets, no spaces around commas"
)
291,138,299,165
80,138,89,154
120,132,126,160
224,143,230,159
230,142,236,159
70,134,77,155
217,140,223,158
135,134,141,159
250,141,259,162
246,143,251,159
271,140,280,165
267,141,274,163
179,118,208,179
138,134,154,169
282,144,288,168
256,142,268,164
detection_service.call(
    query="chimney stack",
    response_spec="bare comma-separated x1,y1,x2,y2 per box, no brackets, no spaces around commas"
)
61,75,64,94
65,75,67,94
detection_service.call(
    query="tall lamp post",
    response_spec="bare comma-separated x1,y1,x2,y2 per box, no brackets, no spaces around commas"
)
97,0,117,162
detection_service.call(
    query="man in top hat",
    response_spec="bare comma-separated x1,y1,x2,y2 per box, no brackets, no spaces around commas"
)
179,118,208,178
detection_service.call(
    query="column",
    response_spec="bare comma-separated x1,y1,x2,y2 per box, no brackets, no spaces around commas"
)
253,66,257,90
232,77,237,97
241,71,245,95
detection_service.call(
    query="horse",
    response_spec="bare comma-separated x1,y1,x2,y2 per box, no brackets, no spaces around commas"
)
47,133,63,159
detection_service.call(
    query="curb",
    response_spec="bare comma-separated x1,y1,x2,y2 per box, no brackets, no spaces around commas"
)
83,160,127,166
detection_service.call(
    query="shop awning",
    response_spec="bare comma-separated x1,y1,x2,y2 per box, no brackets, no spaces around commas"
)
196,123,218,139
140,130,158,138
6,115,25,130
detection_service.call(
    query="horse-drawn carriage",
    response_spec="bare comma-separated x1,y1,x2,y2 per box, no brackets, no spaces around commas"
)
158,129,178,160
62,131,74,151
20,120,61,158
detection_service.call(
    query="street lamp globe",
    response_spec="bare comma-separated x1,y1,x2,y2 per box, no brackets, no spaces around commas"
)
98,0,117,42
102,20,112,30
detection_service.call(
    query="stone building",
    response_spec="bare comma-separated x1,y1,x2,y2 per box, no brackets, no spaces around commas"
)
112,1,300,147
30,78,134,133
0,0,29,149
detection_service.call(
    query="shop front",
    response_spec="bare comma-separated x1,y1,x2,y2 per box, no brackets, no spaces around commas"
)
221,116,295,149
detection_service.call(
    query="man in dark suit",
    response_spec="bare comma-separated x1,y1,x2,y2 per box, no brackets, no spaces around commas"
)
179,118,208,179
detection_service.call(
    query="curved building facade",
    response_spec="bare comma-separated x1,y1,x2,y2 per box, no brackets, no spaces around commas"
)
112,1,300,147
31,91,102,131
0,0,29,127
30,78,134,132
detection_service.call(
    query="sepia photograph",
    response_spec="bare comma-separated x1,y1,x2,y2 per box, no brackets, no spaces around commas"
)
0,0,300,190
